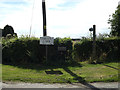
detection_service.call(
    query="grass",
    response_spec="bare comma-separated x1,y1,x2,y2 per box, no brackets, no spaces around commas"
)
2,62,118,83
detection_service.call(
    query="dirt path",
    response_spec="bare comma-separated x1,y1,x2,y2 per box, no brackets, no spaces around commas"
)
1,82,119,89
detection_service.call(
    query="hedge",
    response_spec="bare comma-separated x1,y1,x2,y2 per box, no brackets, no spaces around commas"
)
2,37,73,65
2,36,119,65
74,37,120,63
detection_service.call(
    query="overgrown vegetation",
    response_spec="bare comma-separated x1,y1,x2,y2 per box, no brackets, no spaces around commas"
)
2,36,73,65
73,37,120,63
2,36,120,65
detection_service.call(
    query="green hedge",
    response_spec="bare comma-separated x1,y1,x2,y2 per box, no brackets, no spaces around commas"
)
2,36,119,65
73,40,92,61
2,37,73,65
74,37,120,62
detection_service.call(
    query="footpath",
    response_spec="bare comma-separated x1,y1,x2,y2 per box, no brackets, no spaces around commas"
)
1,82,119,89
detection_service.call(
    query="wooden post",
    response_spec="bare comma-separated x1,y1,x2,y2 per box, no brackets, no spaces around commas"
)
42,0,47,63
42,0,47,36
92,25,96,60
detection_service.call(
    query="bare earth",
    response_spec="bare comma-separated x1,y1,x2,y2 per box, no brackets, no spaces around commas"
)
1,82,119,89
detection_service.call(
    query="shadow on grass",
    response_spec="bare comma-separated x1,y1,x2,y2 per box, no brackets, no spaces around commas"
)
103,64,118,70
3,61,100,89
63,67,100,90
2,61,82,71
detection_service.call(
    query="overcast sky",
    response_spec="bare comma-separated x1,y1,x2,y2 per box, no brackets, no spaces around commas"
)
0,0,119,38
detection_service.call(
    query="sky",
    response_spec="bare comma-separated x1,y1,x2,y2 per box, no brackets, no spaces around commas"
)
0,0,119,38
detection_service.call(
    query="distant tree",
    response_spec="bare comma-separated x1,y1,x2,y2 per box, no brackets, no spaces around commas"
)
2,25,17,37
108,4,120,37
97,33,110,40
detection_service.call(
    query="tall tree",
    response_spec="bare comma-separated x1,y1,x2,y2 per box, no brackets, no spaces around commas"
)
108,4,120,37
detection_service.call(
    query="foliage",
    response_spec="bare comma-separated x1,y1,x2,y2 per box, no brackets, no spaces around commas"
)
2,36,73,65
74,37,120,63
48,37,73,65
108,5,120,37
96,33,110,41
73,41,92,62
2,35,119,65
2,25,17,37
2,36,42,65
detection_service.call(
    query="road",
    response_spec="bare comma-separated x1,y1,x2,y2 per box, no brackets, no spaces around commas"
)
1,82,119,89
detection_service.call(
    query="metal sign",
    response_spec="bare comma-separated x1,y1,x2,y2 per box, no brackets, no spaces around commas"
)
40,36,54,45
58,47,66,51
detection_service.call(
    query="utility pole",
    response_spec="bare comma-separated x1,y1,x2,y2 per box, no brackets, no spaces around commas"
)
42,0,47,36
42,0,47,63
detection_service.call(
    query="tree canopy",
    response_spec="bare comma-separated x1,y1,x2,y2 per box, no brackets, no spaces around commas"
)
2,25,17,37
108,5,120,37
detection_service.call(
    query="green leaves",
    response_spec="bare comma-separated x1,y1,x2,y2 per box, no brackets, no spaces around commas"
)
108,5,120,37
74,37,120,63
2,36,73,65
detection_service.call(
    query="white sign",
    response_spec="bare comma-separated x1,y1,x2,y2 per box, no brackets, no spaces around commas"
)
40,36,54,45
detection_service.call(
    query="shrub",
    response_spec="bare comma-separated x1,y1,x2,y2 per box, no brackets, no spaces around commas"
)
74,37,120,63
2,36,73,65
47,37,73,65
2,37,44,64
73,40,92,62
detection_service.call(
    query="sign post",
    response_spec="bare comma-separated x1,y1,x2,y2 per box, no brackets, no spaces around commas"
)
93,25,96,59
40,36,54,63
41,0,54,63
89,25,96,63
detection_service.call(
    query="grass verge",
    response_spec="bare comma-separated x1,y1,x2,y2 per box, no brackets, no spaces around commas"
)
2,62,118,83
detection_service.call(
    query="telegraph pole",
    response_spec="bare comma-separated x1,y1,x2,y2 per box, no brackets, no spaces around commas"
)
42,0,47,63
42,0,47,36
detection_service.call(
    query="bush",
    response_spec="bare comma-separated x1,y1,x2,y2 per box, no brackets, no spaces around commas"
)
2,36,73,65
2,37,44,64
47,37,73,65
74,37,120,63
3,36,119,65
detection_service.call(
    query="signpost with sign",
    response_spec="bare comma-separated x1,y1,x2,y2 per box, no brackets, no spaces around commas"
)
40,36,54,63
41,0,55,63
40,36,54,45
